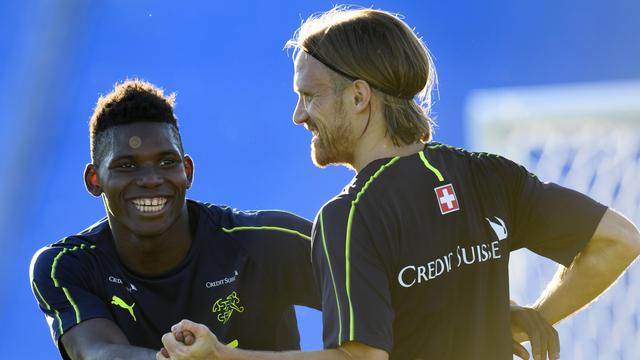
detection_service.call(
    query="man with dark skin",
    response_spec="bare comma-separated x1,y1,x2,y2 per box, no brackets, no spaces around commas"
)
30,80,319,359
64,121,194,358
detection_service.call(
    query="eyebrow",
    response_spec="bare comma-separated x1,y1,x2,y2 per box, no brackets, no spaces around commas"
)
110,150,181,161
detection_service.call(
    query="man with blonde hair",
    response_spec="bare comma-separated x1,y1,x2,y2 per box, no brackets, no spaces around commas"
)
160,7,640,360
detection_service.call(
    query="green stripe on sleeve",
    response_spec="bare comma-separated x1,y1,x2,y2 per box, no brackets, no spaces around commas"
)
320,210,343,345
49,245,94,330
222,226,311,241
346,156,400,341
62,287,81,324
50,248,69,287
419,151,444,182
33,280,64,335
32,281,52,310
54,309,64,335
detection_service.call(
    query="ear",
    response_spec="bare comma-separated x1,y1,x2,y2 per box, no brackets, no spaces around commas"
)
351,79,372,113
84,164,102,196
183,155,195,188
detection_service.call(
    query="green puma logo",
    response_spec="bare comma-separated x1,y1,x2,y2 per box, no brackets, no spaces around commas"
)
111,295,136,321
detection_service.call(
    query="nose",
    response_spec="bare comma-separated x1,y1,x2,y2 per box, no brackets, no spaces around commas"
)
292,97,309,125
136,166,163,188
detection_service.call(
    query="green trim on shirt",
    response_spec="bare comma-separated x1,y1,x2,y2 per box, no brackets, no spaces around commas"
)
222,226,311,241
346,156,400,341
419,151,444,182
320,210,343,344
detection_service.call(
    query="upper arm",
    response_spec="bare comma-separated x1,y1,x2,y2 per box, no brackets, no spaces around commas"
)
503,159,608,266
60,318,129,359
29,245,115,352
257,210,320,309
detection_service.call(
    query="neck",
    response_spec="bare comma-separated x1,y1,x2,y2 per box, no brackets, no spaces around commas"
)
352,131,424,173
109,205,192,276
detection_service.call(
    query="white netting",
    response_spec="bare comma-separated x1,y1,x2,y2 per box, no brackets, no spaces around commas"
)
467,81,640,360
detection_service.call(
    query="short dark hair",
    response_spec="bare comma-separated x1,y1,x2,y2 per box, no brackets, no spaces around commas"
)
89,79,183,164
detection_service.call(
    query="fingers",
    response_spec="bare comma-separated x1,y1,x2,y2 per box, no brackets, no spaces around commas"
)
172,319,208,337
547,322,560,360
513,307,560,360
512,340,530,359
528,318,544,360
182,330,195,346
535,314,559,360
172,329,195,345
157,347,170,359
156,349,169,360
175,329,184,343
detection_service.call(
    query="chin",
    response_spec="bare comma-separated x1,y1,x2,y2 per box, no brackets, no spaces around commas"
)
312,143,354,168
131,225,170,238
311,146,331,168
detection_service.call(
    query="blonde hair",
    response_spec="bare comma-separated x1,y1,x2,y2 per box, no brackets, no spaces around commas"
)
286,6,437,144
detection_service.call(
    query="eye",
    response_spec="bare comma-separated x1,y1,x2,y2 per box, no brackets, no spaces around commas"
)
117,162,135,169
303,93,313,104
301,93,315,110
159,159,177,167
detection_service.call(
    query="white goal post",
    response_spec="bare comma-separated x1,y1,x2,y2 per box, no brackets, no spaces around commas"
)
466,80,640,360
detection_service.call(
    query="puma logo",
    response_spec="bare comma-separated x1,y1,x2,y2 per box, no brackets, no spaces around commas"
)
111,295,136,321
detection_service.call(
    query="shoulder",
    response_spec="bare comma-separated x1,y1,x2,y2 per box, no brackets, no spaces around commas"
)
196,200,311,233
426,142,518,167
29,219,108,283
426,142,532,183
195,200,312,248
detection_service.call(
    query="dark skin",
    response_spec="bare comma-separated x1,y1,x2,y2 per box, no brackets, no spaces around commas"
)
61,122,195,359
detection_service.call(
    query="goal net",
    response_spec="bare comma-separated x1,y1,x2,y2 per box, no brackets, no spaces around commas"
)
466,80,640,360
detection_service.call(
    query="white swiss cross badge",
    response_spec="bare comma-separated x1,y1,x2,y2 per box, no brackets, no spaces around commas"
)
434,184,460,214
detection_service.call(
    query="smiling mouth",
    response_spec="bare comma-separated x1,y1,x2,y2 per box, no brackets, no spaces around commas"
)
131,197,168,213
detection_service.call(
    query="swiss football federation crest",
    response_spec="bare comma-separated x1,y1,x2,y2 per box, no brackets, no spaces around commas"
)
212,291,245,324
434,184,460,214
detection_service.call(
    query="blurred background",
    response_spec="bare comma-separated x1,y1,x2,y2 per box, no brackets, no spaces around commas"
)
1,0,638,358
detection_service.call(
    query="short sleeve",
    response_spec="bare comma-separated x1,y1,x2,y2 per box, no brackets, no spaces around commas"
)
29,245,113,347
257,211,321,310
505,160,608,266
312,201,393,353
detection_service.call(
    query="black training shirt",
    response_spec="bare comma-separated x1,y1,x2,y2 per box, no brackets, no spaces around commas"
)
312,143,607,359
30,200,319,358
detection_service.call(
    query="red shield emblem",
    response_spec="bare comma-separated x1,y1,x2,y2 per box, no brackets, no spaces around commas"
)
434,184,459,214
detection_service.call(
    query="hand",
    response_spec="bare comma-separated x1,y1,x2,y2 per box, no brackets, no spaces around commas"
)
511,302,560,360
157,319,224,360
158,329,196,359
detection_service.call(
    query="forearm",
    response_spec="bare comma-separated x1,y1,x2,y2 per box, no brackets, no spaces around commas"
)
534,210,640,324
534,258,628,325
219,348,351,360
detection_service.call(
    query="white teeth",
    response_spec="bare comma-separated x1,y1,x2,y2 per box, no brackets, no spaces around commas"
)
131,197,168,213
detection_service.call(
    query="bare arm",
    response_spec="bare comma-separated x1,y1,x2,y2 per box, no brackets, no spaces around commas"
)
61,318,158,360
158,320,388,360
534,208,640,325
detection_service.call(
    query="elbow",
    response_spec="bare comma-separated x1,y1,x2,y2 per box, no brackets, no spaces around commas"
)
583,209,640,267
624,226,640,258
609,214,640,263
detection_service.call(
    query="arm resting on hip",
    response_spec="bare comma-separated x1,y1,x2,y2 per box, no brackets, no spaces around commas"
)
534,208,640,325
